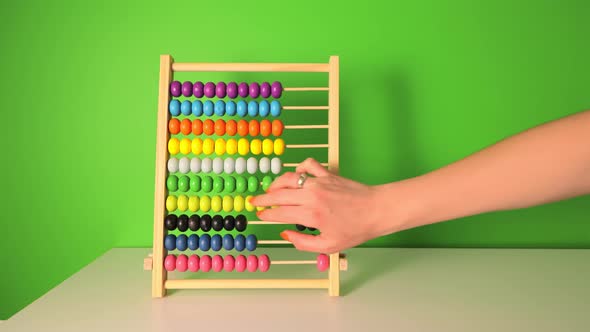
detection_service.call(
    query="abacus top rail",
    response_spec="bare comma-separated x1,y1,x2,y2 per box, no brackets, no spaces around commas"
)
172,62,329,73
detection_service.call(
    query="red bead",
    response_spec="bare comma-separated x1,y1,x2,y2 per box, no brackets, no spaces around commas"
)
235,255,247,272
317,254,329,272
164,255,176,271
200,255,212,272
247,255,258,272
212,255,223,272
176,254,188,272
188,255,200,272
224,255,235,272
258,254,270,272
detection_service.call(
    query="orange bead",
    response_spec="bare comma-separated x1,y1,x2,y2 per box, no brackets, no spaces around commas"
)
203,119,215,136
180,119,192,135
260,119,272,137
226,120,237,136
272,119,284,136
237,120,249,137
168,119,180,135
214,119,226,136
249,120,260,136
192,119,203,135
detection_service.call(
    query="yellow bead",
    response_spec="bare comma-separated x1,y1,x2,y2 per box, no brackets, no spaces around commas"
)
165,195,177,212
177,195,188,211
199,195,211,212
203,138,215,155
256,205,265,211
245,195,255,212
238,138,250,156
274,138,285,156
192,138,203,155
168,138,180,155
211,195,222,212
179,138,191,155
262,139,273,155
223,195,234,212
188,196,200,212
215,138,226,156
233,195,244,212
226,138,238,155
250,139,262,155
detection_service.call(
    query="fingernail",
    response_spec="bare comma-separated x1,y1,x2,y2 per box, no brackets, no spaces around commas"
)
279,231,290,242
256,210,262,217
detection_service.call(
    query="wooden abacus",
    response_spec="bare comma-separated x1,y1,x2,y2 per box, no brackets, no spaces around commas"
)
144,55,346,297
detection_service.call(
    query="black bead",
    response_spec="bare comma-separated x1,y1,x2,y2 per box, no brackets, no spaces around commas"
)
235,214,247,232
200,214,212,232
212,215,224,231
177,214,189,232
164,214,178,231
188,215,200,231
307,227,317,232
295,224,306,231
223,215,235,231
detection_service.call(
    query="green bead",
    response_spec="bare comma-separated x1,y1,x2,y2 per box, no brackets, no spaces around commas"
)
202,176,213,193
225,176,236,193
235,176,247,193
166,175,178,192
189,176,201,192
178,176,190,192
248,176,259,193
262,175,273,191
213,176,224,193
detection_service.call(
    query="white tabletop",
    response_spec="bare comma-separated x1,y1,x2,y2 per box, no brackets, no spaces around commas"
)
3,248,589,332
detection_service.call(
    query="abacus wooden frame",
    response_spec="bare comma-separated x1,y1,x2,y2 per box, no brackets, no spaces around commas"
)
152,55,341,297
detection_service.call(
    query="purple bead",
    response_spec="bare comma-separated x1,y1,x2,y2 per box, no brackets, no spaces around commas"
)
238,82,249,98
193,81,204,98
249,82,260,98
216,82,227,98
204,82,216,98
181,81,193,97
227,82,238,99
260,82,271,98
271,81,282,98
170,81,181,97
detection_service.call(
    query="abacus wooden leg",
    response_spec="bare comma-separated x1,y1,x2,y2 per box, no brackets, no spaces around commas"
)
328,253,340,296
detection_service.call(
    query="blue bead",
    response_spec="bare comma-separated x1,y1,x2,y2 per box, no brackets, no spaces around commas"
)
211,234,222,251
236,100,247,117
214,100,225,116
226,101,236,116
270,100,281,117
234,234,246,252
176,234,188,251
169,100,181,116
181,100,192,116
199,234,211,251
187,234,199,250
164,234,176,250
223,234,234,250
259,100,270,117
246,234,257,251
192,100,203,116
203,100,214,116
248,101,259,117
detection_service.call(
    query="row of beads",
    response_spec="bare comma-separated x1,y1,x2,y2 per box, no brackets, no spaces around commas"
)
168,138,285,156
165,233,258,252
164,254,271,272
167,175,274,193
166,195,263,213
169,118,284,137
168,157,282,175
165,214,247,232
169,99,282,117
170,81,283,99
296,224,317,232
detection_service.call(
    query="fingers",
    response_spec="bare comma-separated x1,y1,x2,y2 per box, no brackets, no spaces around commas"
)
279,230,327,253
296,158,330,177
257,206,318,227
251,188,313,207
266,172,301,192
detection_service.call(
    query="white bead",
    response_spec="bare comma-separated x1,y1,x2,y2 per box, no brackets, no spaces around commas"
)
271,157,282,174
224,158,235,174
178,157,190,174
212,157,224,174
259,157,270,173
235,157,246,174
201,158,212,173
247,157,258,174
167,158,179,173
190,158,201,173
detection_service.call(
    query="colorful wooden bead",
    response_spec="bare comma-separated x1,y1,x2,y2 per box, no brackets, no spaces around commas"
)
201,176,213,192
178,157,190,173
248,101,258,116
237,120,249,136
247,157,258,174
233,195,244,212
167,158,179,172
250,139,262,155
169,100,181,116
245,195,255,212
226,120,237,136
168,138,180,155
164,255,176,271
224,255,235,272
180,119,191,135
193,81,204,98
212,255,224,272
235,255,247,272
249,120,260,136
259,100,270,117
177,214,189,232
226,139,238,155
246,234,257,251
212,214,224,231
168,118,180,134
176,254,188,272
192,100,203,116
166,195,177,211
192,119,204,135
248,176,258,192
271,157,282,174
203,100,214,116
188,196,199,212
296,224,306,231
274,139,285,155
258,254,270,272
176,234,188,251
164,234,176,250
238,82,249,98
213,177,224,193
200,255,212,272
226,100,236,116
270,100,281,116
165,214,178,230
212,157,224,174
204,82,215,98
271,81,282,98
235,176,247,193
189,175,201,192
262,139,273,155
215,139,226,156
247,255,258,272
203,138,214,155
236,100,247,117
200,214,212,232
260,119,272,137
199,234,211,251
223,195,233,212
214,100,225,116
190,158,201,173
249,82,260,98
234,234,246,251
188,234,199,250
227,82,238,99
178,176,189,192
259,157,270,173
188,254,200,272
189,215,200,231
203,119,214,136
224,158,235,174
216,82,226,98
223,234,234,250
167,175,178,191
179,138,191,155
211,234,222,251
215,120,226,136
170,81,181,97
201,158,213,173
191,138,203,155
317,254,329,272
235,158,246,174
182,81,193,97
199,195,211,212
238,139,249,156
261,175,273,191
260,82,271,98
223,215,235,231
181,100,192,116
211,195,222,212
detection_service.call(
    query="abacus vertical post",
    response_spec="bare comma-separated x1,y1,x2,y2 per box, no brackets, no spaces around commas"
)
328,55,341,296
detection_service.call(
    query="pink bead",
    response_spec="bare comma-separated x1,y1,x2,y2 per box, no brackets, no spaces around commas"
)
188,255,200,272
164,255,176,271
258,254,270,272
247,255,258,272
235,255,247,272
212,255,223,272
200,255,212,272
176,254,188,272
224,255,235,272
317,254,330,272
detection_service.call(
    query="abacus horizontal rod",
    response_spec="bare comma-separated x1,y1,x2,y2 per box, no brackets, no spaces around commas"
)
286,144,329,148
272,260,316,265
172,63,329,73
283,162,329,167
283,106,329,110
165,279,329,289
283,87,330,91
258,240,291,245
284,125,329,129
248,221,288,225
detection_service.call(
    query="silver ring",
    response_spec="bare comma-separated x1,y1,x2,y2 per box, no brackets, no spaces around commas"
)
297,173,308,188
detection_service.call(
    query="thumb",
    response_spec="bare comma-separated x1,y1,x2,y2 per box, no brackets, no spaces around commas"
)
280,230,325,253
296,158,330,177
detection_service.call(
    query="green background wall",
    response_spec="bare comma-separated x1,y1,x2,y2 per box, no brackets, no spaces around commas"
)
1,0,589,320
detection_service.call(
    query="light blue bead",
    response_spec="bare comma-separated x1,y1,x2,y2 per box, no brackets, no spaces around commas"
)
246,234,257,251
226,101,236,116
181,100,192,116
214,100,225,116
199,234,211,251
234,234,246,251
203,100,214,116
259,100,270,117
164,234,176,250
176,234,188,251
236,100,247,117
192,100,203,116
211,234,222,251
188,234,199,250
248,101,259,117
223,234,234,250
169,100,181,116
270,100,281,117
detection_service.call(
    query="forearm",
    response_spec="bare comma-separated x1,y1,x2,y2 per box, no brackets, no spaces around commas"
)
377,110,590,234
